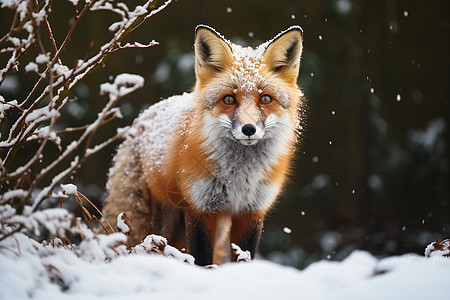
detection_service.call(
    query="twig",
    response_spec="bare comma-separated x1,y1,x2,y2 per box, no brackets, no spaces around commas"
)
92,215,109,234
0,99,23,112
76,191,115,234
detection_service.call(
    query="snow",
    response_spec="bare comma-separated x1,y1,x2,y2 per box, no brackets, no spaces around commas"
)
133,92,196,173
67,0,79,6
32,126,62,148
24,107,49,124
52,63,71,78
1,204,449,298
1,189,28,201
60,183,78,195
425,243,436,257
99,73,144,100
2,204,448,299
229,42,266,94
231,243,252,262
1,233,449,299
424,238,450,258
0,98,17,118
25,62,39,73
116,212,131,234
35,53,50,64
0,0,28,21
130,234,195,265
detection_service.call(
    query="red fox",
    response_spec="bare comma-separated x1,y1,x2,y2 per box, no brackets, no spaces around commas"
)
102,25,304,266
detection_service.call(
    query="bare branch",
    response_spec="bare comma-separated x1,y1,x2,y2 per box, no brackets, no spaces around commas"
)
109,41,159,53
0,0,175,218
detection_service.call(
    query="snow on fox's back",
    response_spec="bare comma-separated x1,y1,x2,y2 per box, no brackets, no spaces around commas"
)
132,92,196,173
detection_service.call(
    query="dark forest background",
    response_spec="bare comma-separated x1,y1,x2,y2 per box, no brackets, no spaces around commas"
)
1,0,449,268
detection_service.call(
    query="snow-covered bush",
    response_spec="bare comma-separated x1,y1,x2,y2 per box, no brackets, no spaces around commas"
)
0,0,174,248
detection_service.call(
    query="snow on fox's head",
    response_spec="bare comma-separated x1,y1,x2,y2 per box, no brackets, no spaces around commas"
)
194,25,303,146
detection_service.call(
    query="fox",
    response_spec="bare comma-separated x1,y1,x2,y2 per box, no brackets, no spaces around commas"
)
102,25,304,266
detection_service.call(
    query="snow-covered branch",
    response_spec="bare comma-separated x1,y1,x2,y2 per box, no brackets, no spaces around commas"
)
0,0,174,238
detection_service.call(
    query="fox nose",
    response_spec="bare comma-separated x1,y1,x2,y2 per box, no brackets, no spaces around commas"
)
242,124,256,137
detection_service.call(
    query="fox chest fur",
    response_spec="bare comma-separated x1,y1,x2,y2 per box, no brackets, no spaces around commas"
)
103,25,304,266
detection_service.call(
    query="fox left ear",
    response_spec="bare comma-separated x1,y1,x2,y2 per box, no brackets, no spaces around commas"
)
263,26,303,83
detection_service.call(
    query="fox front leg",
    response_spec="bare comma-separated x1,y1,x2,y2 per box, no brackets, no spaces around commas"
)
185,212,217,266
230,212,264,261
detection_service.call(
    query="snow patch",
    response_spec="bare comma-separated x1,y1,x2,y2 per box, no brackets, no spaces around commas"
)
116,212,131,234
100,73,144,100
35,53,50,64
133,92,196,173
25,62,39,73
60,183,77,195
0,98,18,118
231,243,252,262
130,234,195,265
424,237,450,258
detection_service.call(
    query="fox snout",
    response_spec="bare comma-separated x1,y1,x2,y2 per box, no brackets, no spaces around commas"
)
231,105,265,146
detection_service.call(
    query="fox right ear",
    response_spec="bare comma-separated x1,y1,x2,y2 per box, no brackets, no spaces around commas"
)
194,25,233,82
263,26,303,84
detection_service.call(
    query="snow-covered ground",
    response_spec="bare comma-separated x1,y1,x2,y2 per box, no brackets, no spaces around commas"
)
1,232,449,299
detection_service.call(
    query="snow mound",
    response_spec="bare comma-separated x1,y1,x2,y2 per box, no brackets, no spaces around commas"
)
1,234,450,299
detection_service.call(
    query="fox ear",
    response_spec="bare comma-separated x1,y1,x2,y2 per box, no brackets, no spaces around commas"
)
194,25,233,82
263,26,303,83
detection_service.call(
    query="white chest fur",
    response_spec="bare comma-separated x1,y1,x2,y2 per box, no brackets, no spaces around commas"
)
190,153,280,214
189,113,292,214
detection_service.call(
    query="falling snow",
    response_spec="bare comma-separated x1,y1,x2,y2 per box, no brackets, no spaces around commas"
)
283,227,292,234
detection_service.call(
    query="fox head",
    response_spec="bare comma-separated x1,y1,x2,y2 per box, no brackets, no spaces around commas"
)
194,25,303,149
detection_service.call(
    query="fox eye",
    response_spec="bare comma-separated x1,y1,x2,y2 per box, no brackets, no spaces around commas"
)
260,94,272,105
223,94,236,105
